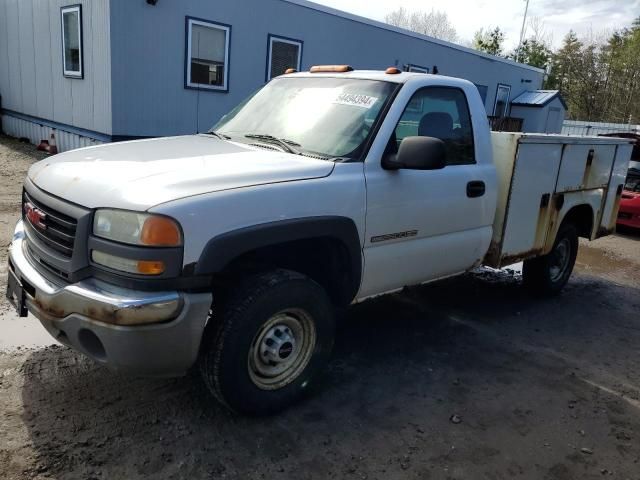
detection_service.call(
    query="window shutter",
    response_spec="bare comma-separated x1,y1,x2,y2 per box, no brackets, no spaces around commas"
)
270,41,299,79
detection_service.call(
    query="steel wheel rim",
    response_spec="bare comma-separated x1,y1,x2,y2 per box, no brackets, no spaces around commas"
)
550,238,571,282
248,308,317,390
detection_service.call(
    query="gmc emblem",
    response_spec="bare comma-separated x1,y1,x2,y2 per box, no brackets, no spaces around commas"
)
24,202,47,230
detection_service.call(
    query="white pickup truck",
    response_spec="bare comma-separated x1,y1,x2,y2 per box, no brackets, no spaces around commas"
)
6,66,633,414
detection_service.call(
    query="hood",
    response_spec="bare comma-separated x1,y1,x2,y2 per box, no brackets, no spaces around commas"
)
28,135,335,210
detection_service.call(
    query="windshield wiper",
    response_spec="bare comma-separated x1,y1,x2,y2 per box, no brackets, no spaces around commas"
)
205,131,231,140
244,134,301,155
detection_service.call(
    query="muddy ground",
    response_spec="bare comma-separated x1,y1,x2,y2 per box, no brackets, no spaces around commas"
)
1,135,640,479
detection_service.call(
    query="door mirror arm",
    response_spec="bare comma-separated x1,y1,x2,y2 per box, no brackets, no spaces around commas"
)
382,153,402,170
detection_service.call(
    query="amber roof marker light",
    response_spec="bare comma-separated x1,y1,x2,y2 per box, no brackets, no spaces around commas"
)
385,67,401,74
310,65,354,73
284,68,298,74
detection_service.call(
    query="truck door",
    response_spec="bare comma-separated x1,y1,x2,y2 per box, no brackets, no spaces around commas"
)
359,84,496,298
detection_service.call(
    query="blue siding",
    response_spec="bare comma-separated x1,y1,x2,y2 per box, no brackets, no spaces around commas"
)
110,0,543,137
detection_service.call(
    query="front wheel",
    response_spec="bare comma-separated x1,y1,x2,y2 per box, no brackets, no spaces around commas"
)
199,269,335,415
523,223,579,295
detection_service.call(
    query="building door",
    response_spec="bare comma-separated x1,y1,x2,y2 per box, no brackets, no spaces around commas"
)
545,107,562,133
493,84,511,117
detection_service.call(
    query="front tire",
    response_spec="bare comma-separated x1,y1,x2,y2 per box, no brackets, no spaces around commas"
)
199,269,335,415
523,223,579,295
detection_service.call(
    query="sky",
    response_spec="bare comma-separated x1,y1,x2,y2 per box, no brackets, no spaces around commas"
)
312,0,640,50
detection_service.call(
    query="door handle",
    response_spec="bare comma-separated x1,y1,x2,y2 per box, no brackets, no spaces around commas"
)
467,181,485,198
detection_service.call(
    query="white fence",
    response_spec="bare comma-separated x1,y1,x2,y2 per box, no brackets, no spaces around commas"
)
562,120,639,136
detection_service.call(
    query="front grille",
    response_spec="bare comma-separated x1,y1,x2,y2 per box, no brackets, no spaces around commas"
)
23,191,78,258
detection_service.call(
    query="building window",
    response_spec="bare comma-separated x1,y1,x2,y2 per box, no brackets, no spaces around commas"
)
474,84,488,106
61,5,83,78
185,17,230,91
393,87,475,166
493,84,511,117
267,35,302,81
405,64,429,74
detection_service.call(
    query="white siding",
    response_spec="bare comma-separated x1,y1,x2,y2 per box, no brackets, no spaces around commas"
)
2,115,104,152
5,0,23,112
33,2,55,121
0,0,112,136
0,2,8,106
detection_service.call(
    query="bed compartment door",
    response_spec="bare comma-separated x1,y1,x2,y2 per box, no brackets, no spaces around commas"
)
599,144,633,234
500,142,563,262
556,145,590,192
556,144,616,192
585,145,616,189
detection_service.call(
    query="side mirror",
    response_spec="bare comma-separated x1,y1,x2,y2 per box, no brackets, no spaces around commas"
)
383,136,447,171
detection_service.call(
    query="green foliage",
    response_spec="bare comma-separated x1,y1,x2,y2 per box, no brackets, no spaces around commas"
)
546,21,640,123
468,17,639,124
473,27,506,56
511,39,552,70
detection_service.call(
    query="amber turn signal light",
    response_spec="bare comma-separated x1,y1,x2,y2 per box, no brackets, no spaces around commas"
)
137,260,166,275
140,216,182,247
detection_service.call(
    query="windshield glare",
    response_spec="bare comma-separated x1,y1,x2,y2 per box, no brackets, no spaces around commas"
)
213,77,396,159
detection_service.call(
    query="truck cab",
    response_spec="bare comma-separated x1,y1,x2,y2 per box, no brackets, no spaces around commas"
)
6,67,633,414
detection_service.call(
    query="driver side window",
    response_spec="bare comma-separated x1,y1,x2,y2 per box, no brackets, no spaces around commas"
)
392,87,476,166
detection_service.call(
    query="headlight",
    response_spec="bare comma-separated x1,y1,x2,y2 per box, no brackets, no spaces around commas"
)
93,210,182,247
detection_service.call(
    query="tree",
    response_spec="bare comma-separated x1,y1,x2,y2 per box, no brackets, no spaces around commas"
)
385,7,458,42
546,31,582,91
473,27,505,56
510,18,553,69
511,39,552,69
545,25,640,123
600,20,640,123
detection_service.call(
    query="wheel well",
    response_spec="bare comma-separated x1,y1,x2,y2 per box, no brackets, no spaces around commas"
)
561,204,594,239
216,237,358,306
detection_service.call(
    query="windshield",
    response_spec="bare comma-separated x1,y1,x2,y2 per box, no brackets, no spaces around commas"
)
212,77,396,159
626,168,640,192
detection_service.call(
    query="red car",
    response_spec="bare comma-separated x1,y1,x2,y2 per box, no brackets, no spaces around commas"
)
618,169,640,229
600,133,640,230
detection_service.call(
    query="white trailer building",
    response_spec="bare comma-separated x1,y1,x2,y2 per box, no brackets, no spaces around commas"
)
0,0,547,152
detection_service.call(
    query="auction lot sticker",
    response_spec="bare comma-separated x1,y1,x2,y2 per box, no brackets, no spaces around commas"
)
334,93,379,109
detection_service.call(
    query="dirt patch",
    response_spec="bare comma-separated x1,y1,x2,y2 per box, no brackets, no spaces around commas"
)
0,135,47,312
577,233,640,286
1,269,639,479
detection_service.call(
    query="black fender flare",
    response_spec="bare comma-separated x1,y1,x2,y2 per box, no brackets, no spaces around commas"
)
194,216,363,300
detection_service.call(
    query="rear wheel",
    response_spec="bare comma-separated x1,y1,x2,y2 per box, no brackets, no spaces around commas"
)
523,223,579,295
199,269,335,415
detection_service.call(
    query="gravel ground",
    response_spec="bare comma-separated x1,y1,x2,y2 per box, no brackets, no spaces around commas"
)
1,136,639,479
0,136,47,309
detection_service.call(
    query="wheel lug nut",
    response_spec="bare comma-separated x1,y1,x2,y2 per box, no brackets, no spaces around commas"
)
266,338,274,347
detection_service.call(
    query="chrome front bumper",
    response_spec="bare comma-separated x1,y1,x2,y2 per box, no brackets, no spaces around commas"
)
7,220,212,377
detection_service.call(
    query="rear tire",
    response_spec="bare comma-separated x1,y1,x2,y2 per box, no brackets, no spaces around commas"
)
523,223,578,295
199,269,335,415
